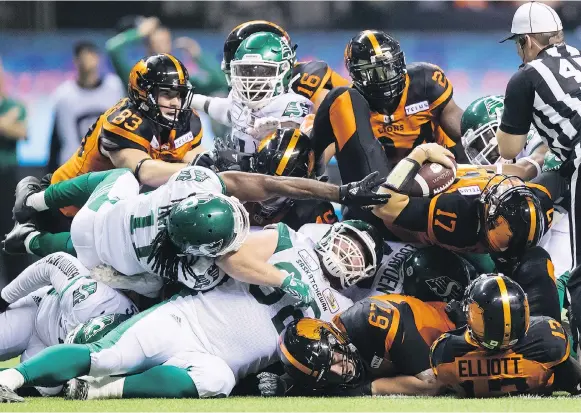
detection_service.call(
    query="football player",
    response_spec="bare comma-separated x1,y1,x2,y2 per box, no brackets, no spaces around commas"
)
191,31,314,155
310,30,467,188
0,220,383,402
220,20,350,111
430,274,581,397
4,164,387,298
51,53,206,206
372,143,562,321
0,252,137,397
273,295,455,396
461,95,572,293
300,223,478,302
461,95,547,180
247,128,338,230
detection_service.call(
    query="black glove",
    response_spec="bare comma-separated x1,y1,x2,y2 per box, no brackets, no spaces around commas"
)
445,299,467,327
189,152,216,170
215,149,255,172
339,171,390,206
257,372,288,397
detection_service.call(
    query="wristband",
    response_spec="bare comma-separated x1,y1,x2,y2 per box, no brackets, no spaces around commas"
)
383,158,421,192
496,162,503,174
134,158,152,183
520,156,542,178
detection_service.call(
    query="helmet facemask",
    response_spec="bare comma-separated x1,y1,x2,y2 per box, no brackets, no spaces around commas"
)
349,51,406,112
462,120,502,165
315,223,379,288
149,84,194,130
231,55,292,110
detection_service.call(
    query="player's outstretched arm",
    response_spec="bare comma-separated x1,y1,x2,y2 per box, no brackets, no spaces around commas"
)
191,94,232,126
218,171,390,206
108,148,188,188
1,252,89,305
216,229,313,306
369,372,445,396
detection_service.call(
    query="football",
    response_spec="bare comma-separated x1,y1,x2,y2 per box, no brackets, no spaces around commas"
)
409,157,458,197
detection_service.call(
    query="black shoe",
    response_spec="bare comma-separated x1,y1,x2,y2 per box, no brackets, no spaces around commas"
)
2,222,37,255
13,176,41,224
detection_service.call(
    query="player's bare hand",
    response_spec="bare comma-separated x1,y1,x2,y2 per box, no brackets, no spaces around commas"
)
137,17,160,38
174,37,201,59
245,117,280,138
412,143,455,169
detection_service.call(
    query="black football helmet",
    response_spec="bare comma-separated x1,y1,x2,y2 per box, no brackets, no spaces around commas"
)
247,128,315,222
278,318,365,390
479,175,545,259
222,20,294,85
463,274,530,351
128,54,194,130
401,246,477,303
345,30,406,114
255,128,315,178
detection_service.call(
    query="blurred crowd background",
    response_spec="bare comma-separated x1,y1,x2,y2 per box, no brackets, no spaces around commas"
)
0,0,581,281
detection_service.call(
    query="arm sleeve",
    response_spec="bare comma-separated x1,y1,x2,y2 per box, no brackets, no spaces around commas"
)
1,252,89,303
191,95,232,126
105,28,141,83
500,69,535,135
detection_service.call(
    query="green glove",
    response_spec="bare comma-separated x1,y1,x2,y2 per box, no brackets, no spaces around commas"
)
280,274,313,307
542,150,563,172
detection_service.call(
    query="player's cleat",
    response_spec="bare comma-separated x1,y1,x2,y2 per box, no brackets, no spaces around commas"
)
63,378,88,401
2,222,37,255
0,385,24,403
12,176,42,223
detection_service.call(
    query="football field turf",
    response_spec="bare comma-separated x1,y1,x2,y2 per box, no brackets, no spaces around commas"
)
0,395,577,412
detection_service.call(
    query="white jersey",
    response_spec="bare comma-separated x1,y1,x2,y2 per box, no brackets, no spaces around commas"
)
96,167,227,290
1,252,137,347
168,223,352,380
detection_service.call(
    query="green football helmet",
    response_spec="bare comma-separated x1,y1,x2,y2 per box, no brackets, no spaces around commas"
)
231,31,295,110
167,192,250,257
315,220,384,288
401,246,477,303
461,95,505,165
65,313,133,344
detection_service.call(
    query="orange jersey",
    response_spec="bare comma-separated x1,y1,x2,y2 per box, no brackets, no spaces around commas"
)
391,170,554,252
333,294,455,377
430,316,570,397
52,98,203,184
292,61,350,104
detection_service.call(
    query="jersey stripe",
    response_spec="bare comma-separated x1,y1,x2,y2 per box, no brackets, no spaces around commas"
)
496,276,512,348
329,90,357,151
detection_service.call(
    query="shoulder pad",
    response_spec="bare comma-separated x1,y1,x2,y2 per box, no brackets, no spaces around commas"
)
518,316,570,366
407,62,453,107
291,61,332,100
101,99,154,150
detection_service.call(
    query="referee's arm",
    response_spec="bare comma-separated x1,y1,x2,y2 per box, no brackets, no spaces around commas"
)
496,69,536,159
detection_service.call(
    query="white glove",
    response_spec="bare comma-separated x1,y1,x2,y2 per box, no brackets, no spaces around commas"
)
245,116,281,138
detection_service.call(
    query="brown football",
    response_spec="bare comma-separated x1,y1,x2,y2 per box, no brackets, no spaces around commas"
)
409,156,457,197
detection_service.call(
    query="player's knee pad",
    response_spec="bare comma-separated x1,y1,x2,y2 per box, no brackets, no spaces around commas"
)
513,246,560,320
178,354,236,398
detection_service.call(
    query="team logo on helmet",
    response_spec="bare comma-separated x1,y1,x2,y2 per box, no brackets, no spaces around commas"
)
425,276,464,302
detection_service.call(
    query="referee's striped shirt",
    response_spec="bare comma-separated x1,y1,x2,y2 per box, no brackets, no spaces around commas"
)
500,44,581,163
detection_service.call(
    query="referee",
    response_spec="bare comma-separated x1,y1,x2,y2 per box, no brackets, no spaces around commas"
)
494,2,581,357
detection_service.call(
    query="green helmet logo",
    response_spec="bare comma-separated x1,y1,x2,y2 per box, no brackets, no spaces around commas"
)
167,193,250,257
315,220,384,288
461,95,505,165
231,31,296,110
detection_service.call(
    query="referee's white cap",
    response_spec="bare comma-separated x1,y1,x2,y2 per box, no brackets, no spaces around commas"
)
500,1,563,43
